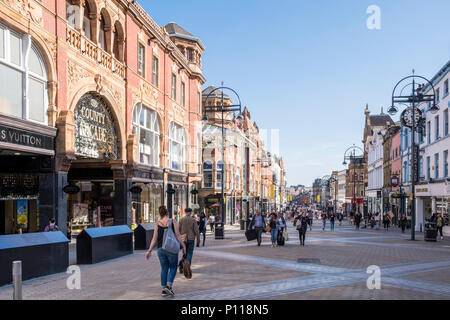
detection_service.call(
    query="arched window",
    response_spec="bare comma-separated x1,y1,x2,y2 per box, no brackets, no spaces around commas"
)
66,0,78,29
216,161,224,188
113,21,124,61
82,1,92,41
132,104,160,166
0,25,48,124
203,161,213,188
98,14,106,51
169,122,186,171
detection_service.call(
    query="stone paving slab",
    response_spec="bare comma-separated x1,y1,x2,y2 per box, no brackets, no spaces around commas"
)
269,282,448,300
401,267,450,285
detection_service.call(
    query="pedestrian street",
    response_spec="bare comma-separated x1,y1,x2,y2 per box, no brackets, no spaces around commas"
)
1,219,450,300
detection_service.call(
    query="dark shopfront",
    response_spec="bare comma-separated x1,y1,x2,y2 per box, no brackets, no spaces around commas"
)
0,114,57,235
167,172,188,220
130,166,164,226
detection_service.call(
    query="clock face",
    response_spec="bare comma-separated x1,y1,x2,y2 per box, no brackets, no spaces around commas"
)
401,107,422,128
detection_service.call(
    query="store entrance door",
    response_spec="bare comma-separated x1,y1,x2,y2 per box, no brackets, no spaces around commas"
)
67,166,115,237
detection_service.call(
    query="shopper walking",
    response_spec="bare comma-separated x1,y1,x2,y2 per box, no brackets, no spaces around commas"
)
146,206,186,297
321,211,327,231
330,212,336,231
399,214,407,233
198,212,207,246
44,218,59,232
209,214,215,232
374,212,380,230
308,210,314,231
269,213,278,247
179,208,200,265
294,211,309,246
338,212,343,226
248,211,266,246
383,213,389,230
437,213,445,240
354,211,362,230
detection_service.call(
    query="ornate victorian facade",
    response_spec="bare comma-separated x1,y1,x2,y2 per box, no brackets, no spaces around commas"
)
0,0,205,235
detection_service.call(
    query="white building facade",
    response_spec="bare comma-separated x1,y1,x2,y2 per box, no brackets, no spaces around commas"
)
367,127,384,214
415,61,450,234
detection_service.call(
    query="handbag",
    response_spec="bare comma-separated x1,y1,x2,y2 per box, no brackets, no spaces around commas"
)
178,255,192,279
265,225,271,233
245,228,257,241
162,219,181,254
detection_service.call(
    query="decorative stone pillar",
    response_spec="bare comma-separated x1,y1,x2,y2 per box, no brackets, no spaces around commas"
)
111,160,132,227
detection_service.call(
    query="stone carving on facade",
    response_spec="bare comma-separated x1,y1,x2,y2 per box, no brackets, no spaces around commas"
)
2,0,43,26
41,35,57,62
94,74,103,92
67,60,93,90
140,81,159,108
172,102,185,124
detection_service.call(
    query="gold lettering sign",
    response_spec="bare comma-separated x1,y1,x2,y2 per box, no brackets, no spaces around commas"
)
74,93,118,160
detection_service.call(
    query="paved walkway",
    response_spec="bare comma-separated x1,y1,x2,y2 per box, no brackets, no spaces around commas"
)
1,219,449,300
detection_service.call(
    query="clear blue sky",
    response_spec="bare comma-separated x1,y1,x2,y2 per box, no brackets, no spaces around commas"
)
141,0,450,186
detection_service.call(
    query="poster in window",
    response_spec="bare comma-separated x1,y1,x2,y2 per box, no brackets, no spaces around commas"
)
17,200,28,230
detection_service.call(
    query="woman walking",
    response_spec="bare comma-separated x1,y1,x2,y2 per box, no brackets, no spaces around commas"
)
276,212,286,244
269,213,278,247
294,211,310,246
146,206,186,297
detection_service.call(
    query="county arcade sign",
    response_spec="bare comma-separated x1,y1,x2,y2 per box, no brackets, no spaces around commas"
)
74,93,118,160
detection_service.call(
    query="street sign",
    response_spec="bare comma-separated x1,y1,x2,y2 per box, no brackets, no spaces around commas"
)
391,176,399,187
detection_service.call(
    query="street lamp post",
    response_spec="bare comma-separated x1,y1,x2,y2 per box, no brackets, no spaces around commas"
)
387,71,439,240
202,86,243,239
343,145,364,217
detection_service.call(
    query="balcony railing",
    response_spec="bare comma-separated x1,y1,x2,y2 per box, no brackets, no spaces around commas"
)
66,27,125,79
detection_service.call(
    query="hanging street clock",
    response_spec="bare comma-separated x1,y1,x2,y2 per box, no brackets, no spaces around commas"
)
400,106,423,128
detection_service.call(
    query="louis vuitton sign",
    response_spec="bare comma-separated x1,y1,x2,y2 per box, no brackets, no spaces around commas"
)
0,125,53,151
74,93,118,160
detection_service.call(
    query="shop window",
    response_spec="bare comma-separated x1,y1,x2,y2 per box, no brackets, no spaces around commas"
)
132,104,160,166
0,25,48,124
203,161,213,188
169,122,186,171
